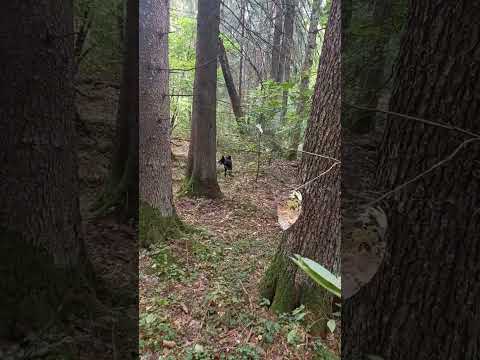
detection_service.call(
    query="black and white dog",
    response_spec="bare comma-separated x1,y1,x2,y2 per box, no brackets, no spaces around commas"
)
218,155,233,177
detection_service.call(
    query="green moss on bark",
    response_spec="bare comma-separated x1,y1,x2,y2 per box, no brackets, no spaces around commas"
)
179,176,222,199
139,202,189,248
260,252,295,311
259,250,333,333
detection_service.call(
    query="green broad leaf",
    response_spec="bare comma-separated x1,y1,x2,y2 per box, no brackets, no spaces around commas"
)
327,319,336,333
291,255,341,298
287,329,299,344
194,344,204,353
145,313,157,324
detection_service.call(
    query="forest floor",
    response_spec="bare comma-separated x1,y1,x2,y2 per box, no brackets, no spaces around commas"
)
139,139,340,360
74,81,138,359
73,81,378,360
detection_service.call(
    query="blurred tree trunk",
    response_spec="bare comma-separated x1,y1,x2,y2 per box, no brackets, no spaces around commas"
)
238,0,245,103
270,0,283,81
348,0,393,134
288,0,321,160
0,0,94,339
92,0,138,221
184,0,221,198
260,0,340,333
218,38,243,125
278,0,297,125
343,1,480,358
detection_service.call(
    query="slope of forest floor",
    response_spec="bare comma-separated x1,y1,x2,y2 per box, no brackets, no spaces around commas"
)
139,140,340,360
74,82,138,359
74,83,379,360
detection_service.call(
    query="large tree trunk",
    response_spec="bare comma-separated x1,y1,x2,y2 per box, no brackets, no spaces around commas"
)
140,0,175,216
270,0,283,82
343,2,480,359
218,38,243,124
260,0,340,330
287,0,321,160
139,0,179,248
184,0,221,198
0,0,94,340
91,0,138,221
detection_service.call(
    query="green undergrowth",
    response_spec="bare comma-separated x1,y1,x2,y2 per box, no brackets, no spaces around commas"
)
140,225,338,358
177,176,222,199
139,202,197,248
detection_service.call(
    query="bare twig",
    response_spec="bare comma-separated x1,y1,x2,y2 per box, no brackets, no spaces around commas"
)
293,161,340,192
367,137,480,207
343,102,480,139
297,149,340,163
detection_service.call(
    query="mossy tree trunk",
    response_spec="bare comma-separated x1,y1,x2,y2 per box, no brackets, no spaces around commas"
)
91,0,139,221
184,0,221,198
260,0,341,330
139,0,180,247
0,0,94,340
343,1,480,358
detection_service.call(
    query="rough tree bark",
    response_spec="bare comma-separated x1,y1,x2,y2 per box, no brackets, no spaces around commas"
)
343,1,480,359
270,0,283,82
260,0,340,330
91,0,138,220
139,0,180,248
278,0,297,125
287,0,321,160
140,0,175,216
218,38,243,124
0,0,94,339
184,0,221,198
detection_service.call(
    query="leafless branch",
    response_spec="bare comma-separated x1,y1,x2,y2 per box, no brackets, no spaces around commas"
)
367,137,480,207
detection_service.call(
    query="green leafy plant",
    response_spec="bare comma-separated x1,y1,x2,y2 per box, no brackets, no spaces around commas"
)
292,255,341,334
235,344,261,360
313,340,339,360
185,344,214,360
257,319,281,344
291,255,341,298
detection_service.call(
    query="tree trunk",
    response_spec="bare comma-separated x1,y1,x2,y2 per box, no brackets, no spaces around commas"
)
278,0,297,125
186,78,196,178
238,0,245,103
348,0,393,134
270,0,283,82
91,0,138,221
260,0,340,331
287,0,321,160
218,38,243,124
139,0,180,247
343,2,480,359
184,0,221,198
140,0,175,216
0,0,94,340
278,0,295,82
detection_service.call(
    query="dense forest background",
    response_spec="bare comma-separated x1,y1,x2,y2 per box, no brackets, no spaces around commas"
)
1,0,478,359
